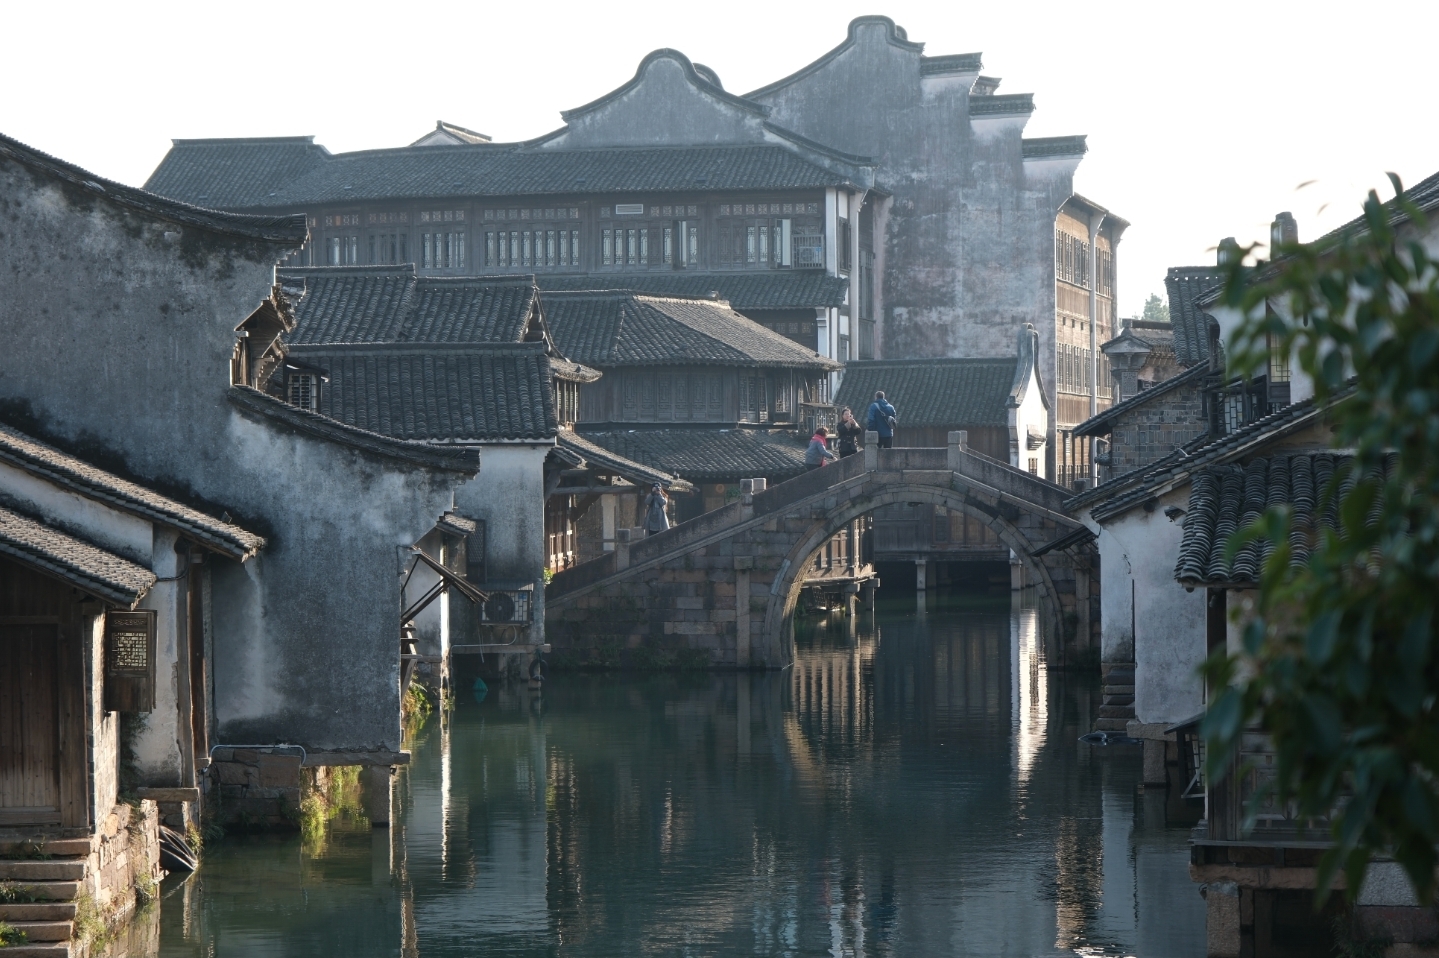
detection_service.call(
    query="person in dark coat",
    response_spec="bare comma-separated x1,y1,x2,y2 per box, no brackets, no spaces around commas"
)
835,407,863,457
866,391,898,449
805,426,839,470
642,484,670,536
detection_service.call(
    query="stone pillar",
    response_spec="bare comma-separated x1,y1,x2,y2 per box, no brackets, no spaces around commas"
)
734,557,753,668
864,431,878,471
947,430,968,472
601,494,616,552
362,765,393,827
914,559,926,591
614,527,632,571
1204,881,1241,958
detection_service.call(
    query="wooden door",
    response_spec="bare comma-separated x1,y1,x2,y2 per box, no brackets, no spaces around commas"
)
0,625,61,825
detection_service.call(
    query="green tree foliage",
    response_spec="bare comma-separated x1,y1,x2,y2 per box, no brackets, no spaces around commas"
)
1203,176,1439,901
1141,293,1170,325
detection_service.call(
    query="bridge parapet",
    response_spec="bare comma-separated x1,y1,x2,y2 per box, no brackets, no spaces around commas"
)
544,441,1099,670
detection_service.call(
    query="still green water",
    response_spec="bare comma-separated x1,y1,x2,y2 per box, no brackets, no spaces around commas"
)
150,593,1205,957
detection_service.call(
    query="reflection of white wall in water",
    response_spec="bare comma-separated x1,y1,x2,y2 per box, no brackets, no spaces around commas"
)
1011,605,1047,785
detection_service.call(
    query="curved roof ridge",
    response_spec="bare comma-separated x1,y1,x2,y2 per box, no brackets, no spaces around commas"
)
2,131,306,243
745,16,924,100
560,48,771,122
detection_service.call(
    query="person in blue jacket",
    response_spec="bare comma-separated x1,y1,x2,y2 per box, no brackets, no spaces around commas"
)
865,391,898,448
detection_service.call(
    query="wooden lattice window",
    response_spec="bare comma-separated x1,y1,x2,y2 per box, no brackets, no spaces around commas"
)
104,610,156,713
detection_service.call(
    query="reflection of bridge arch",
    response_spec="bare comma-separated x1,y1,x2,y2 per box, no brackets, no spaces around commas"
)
546,447,1093,669
760,485,1062,665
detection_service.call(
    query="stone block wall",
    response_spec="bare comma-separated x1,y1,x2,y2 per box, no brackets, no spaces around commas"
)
89,800,163,926
206,748,303,828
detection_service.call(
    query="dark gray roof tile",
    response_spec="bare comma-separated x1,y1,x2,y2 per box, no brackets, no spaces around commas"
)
1174,451,1366,587
833,359,1017,427
0,505,157,607
292,343,559,442
0,425,264,559
1165,266,1223,366
544,292,839,369
146,141,854,210
574,428,809,483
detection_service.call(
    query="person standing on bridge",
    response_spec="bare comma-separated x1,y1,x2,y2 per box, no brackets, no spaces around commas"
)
805,426,838,470
642,484,670,536
866,391,898,449
835,407,863,458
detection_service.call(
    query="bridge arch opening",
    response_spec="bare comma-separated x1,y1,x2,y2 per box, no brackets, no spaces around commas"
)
758,485,1064,667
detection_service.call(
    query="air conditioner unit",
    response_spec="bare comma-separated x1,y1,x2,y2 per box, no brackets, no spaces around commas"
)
614,203,645,216
478,584,533,625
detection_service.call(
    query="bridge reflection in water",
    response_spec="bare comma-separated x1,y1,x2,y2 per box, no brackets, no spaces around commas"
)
149,593,1203,958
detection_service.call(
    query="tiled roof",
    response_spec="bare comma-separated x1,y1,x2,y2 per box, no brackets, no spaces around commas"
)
919,53,984,76
1071,362,1211,438
2,132,307,244
0,505,157,607
0,424,264,560
539,271,848,309
543,292,839,370
1079,388,1350,522
834,359,1018,427
555,431,692,492
1023,136,1087,159
1174,452,1369,588
574,428,810,483
228,386,481,473
145,141,854,210
145,137,330,211
280,267,540,346
291,343,560,442
1165,266,1223,366
969,94,1033,117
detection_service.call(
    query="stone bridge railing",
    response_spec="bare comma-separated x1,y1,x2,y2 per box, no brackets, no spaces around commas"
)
544,432,1096,669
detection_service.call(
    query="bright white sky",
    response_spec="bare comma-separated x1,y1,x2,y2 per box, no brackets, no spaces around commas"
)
4,0,1434,318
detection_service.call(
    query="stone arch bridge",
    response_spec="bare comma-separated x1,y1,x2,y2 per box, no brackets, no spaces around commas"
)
545,438,1097,669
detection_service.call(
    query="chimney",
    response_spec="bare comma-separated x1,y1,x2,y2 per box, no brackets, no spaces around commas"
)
1270,211,1298,253
1216,237,1241,266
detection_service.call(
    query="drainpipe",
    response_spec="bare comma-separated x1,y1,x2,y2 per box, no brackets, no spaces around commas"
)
1087,211,1106,481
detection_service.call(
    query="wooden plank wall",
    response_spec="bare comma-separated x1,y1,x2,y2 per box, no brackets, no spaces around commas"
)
0,559,91,829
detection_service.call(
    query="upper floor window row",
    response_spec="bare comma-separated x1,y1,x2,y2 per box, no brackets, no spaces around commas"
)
601,204,700,218
420,209,465,223
719,202,820,216
485,208,581,222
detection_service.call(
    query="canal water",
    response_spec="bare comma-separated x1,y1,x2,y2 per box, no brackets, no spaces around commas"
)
144,591,1206,957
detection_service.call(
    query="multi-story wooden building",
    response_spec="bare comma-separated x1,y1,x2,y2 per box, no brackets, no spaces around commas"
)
144,15,1122,473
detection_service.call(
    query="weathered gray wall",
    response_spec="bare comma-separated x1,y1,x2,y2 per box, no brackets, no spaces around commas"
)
0,158,467,753
748,18,1077,404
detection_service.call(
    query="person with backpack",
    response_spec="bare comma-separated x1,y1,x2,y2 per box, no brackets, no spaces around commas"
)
866,391,898,448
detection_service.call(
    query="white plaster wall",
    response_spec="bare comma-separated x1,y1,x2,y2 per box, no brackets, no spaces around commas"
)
1100,490,1208,725
1009,367,1049,479
453,444,550,645
132,526,186,785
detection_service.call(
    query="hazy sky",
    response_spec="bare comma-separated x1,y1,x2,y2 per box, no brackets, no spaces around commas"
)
5,0,1433,317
